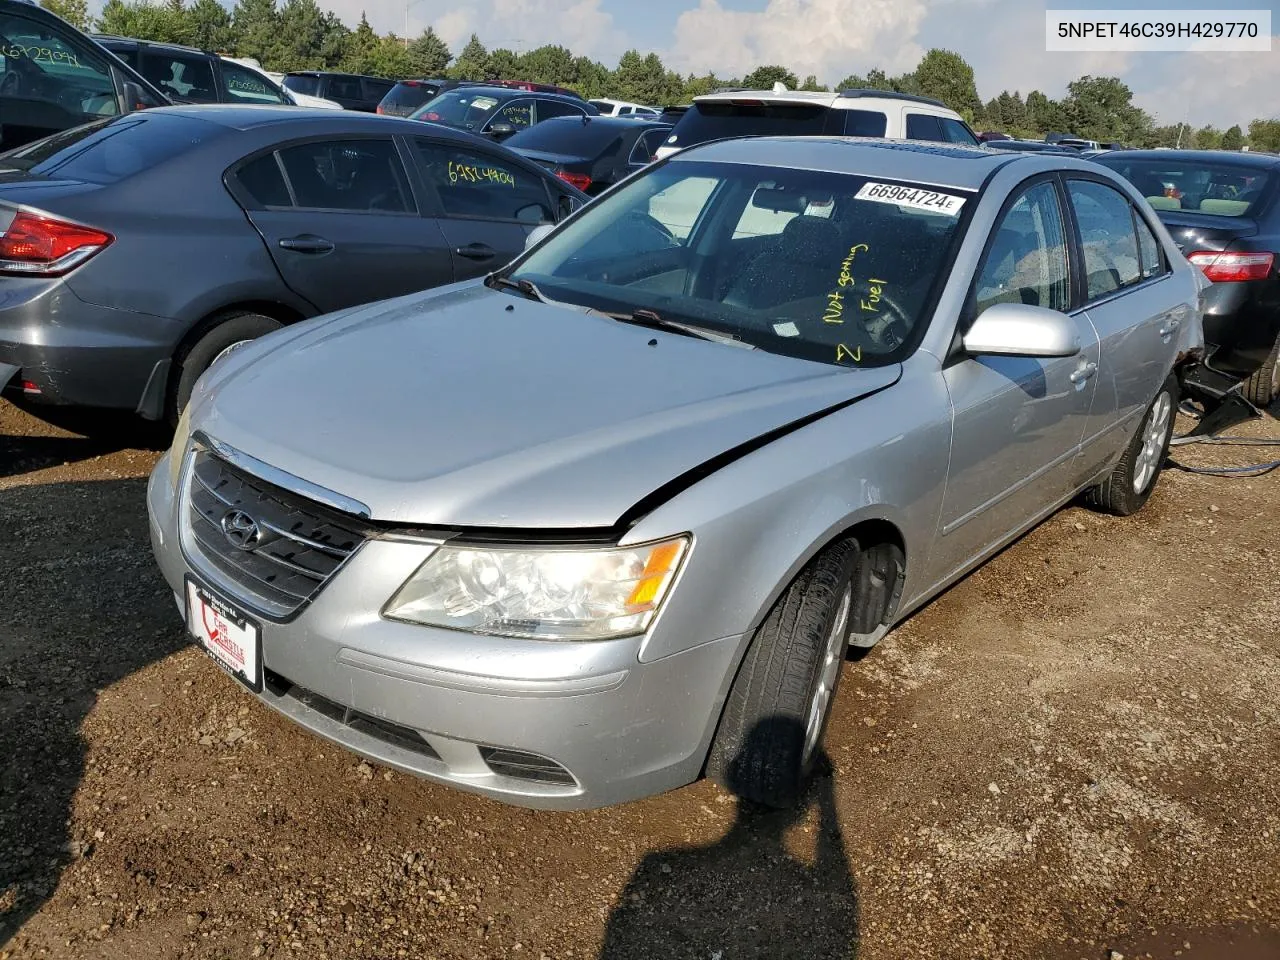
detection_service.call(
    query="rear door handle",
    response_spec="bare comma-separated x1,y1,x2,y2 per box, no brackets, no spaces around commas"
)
278,235,335,254
455,243,496,261
1069,361,1098,384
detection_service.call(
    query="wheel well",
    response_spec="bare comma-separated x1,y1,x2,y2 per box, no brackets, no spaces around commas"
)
839,519,907,633
174,301,308,366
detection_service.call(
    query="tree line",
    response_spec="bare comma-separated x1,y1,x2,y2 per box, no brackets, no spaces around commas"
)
38,0,1280,151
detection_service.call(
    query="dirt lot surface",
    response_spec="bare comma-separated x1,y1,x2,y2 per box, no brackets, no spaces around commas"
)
2,396,1278,960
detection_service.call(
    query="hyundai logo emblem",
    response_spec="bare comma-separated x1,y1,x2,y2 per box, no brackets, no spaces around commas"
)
220,510,262,551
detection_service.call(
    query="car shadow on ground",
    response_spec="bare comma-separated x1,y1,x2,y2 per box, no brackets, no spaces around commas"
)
0,403,169,479
600,720,859,960
0,476,181,947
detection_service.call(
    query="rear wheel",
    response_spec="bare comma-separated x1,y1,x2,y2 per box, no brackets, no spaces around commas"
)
706,539,860,808
1242,332,1280,409
170,312,281,425
1084,373,1177,516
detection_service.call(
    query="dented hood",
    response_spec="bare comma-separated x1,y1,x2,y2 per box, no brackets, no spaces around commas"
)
195,285,900,528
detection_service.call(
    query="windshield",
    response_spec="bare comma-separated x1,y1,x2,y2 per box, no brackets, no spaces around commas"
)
664,101,830,151
507,159,971,368
411,89,504,129
1097,156,1275,217
0,114,218,182
382,81,439,111
282,74,319,96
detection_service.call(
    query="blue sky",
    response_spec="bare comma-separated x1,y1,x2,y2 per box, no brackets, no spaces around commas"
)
320,0,1280,127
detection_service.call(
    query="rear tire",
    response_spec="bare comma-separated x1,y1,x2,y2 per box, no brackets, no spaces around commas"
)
170,312,281,425
1242,332,1280,410
1084,373,1177,516
706,539,860,808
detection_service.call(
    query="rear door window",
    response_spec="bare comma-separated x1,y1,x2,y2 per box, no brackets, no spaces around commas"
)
487,98,534,132
537,98,588,121
842,109,887,137
905,113,944,142
327,75,363,101
629,129,668,165
282,74,319,96
940,117,979,145
1134,213,1167,280
276,139,412,212
414,140,552,222
140,51,216,102
233,152,292,207
1067,180,1142,300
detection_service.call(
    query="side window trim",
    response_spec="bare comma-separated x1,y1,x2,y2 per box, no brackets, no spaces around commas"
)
1130,204,1170,280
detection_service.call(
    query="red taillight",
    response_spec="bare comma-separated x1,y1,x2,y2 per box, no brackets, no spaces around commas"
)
376,104,384,114
21,380,42,394
0,211,113,276
555,170,592,191
1187,250,1274,282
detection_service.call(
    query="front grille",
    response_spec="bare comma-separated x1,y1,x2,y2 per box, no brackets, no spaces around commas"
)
184,450,366,619
478,747,576,785
267,670,441,761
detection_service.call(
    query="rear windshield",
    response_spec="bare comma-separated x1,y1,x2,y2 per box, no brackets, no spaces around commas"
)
505,119,631,156
1097,156,1275,217
410,89,505,129
382,81,439,110
665,101,830,150
282,74,319,96
0,114,218,183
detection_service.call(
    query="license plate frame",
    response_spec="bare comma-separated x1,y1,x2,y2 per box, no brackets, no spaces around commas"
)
185,576,263,694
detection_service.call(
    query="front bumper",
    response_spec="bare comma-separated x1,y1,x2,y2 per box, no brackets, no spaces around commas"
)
146,452,743,809
0,276,180,414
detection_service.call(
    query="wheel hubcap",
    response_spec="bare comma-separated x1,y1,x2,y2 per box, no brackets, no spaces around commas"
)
803,586,853,762
211,339,252,367
1133,391,1172,494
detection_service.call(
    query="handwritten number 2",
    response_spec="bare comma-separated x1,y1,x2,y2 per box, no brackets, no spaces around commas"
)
836,344,861,363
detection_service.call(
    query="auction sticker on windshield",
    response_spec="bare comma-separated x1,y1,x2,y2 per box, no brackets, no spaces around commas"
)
186,578,262,692
855,182,966,216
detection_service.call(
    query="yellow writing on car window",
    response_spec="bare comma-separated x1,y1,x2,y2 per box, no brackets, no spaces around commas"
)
2,43,80,66
502,104,532,123
861,278,887,313
836,243,869,288
448,160,515,188
836,343,861,364
822,290,844,324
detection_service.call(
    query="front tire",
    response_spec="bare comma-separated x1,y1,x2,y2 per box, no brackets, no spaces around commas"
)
170,312,282,425
706,539,860,808
1084,373,1177,516
1242,332,1280,409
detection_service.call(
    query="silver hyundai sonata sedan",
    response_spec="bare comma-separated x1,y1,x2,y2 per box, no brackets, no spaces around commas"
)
147,137,1205,809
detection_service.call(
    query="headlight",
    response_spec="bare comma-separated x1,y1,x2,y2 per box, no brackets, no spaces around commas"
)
383,536,689,641
168,402,193,489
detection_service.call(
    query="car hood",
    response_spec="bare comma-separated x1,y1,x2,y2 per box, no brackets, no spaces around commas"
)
194,284,901,529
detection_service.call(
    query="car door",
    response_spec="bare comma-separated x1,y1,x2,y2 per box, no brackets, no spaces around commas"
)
482,97,536,140
0,9,122,151
931,177,1101,582
217,59,289,105
138,49,218,103
228,136,454,313
409,137,557,279
323,74,364,110
1064,177,1185,480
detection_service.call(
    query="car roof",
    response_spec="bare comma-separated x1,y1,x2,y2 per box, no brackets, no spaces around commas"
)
691,88,951,110
672,136,1048,190
534,115,670,130
1096,149,1280,169
91,34,207,55
437,84,584,104
285,70,383,79
136,104,478,136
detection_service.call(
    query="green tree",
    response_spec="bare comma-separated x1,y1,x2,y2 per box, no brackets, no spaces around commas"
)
187,0,234,52
741,64,798,90
912,48,981,119
40,0,90,30
271,0,333,70
406,27,450,77
338,12,380,73
1193,125,1223,150
518,44,575,86
1061,75,1151,143
449,33,489,80
1025,89,1066,136
1222,124,1245,151
836,68,893,91
798,74,828,92
231,0,279,63
571,55,612,99
95,0,186,43
1247,118,1280,153
484,47,520,81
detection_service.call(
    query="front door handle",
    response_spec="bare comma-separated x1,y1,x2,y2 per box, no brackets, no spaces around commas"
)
278,235,335,254
1158,317,1181,338
455,243,496,261
1069,361,1098,384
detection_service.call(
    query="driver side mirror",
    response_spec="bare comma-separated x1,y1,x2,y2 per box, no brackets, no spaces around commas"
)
525,223,554,249
122,81,151,112
488,122,517,140
962,302,1081,358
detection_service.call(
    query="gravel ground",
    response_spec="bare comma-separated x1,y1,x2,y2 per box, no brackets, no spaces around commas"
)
1,396,1278,960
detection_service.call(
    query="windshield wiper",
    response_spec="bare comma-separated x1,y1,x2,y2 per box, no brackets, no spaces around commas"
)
599,308,753,347
485,273,548,303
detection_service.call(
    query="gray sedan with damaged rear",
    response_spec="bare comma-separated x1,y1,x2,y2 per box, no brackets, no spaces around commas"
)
147,138,1205,810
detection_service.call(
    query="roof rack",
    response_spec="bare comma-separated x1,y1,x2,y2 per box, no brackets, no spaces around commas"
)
838,88,947,108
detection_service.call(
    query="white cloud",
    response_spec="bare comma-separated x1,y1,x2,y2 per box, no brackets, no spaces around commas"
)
1130,43,1280,129
388,0,624,59
666,0,928,81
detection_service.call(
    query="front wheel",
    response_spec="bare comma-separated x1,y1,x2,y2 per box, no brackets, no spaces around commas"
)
706,539,860,808
1084,373,1177,516
170,312,282,425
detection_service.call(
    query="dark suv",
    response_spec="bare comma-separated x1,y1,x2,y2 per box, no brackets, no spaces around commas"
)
282,71,393,112
0,0,167,152
92,36,291,106
410,85,596,141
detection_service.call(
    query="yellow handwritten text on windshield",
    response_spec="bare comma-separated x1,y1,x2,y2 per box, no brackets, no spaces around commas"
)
448,161,515,188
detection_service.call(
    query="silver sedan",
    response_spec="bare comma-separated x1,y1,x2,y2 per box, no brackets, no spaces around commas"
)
147,137,1205,809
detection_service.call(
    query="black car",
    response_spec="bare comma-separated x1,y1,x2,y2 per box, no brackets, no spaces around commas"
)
410,85,597,142
983,139,1080,155
282,71,394,112
93,36,292,107
378,78,471,117
0,0,167,152
1097,149,1280,406
0,107,588,421
505,115,671,195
